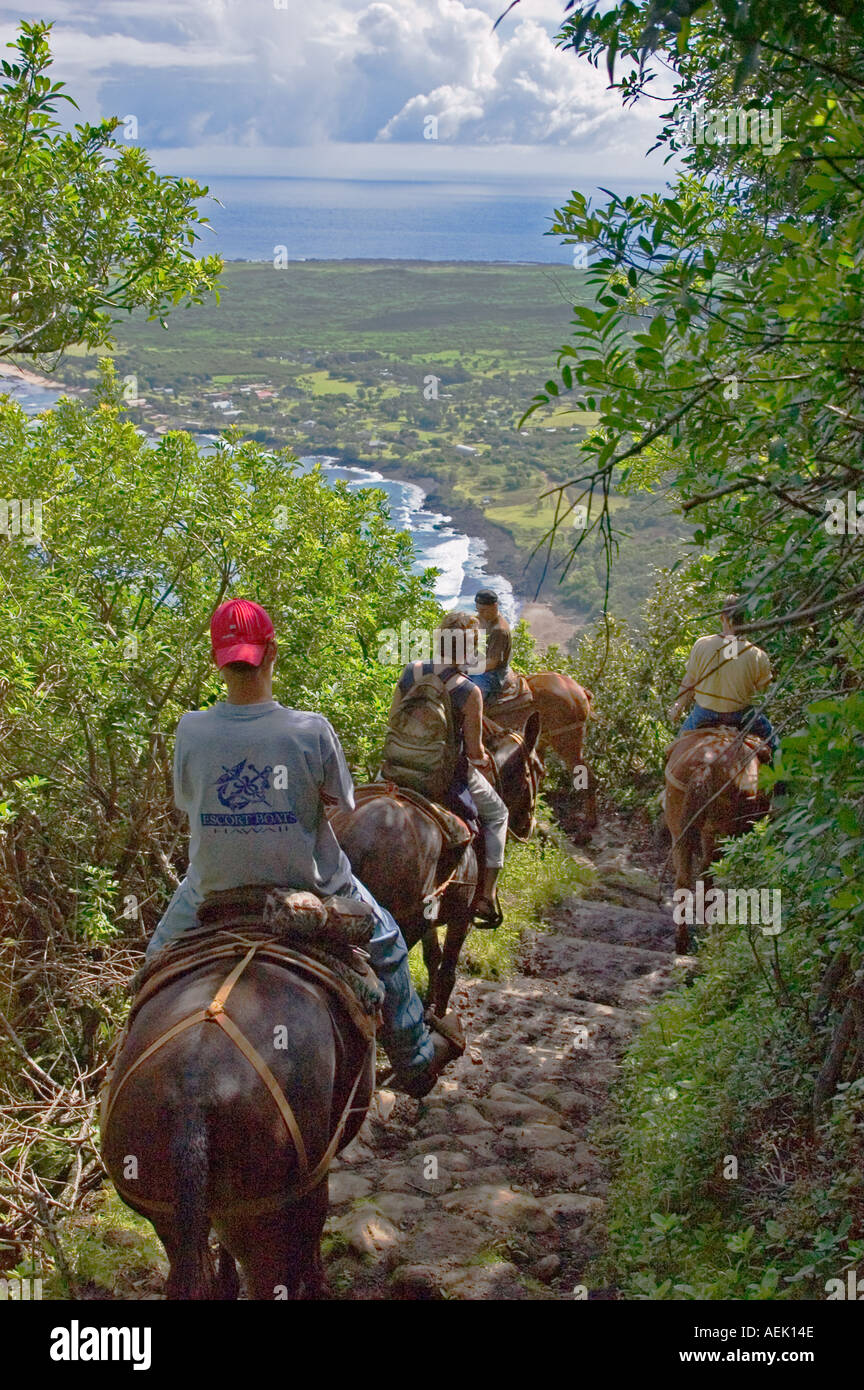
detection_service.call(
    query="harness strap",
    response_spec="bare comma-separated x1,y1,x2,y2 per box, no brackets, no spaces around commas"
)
214,1010,310,1176
422,846,474,919
542,718,586,738
105,944,374,1215
102,1008,211,1132
482,725,541,844
102,945,258,1133
209,945,258,1011
111,1052,370,1219
301,1059,369,1194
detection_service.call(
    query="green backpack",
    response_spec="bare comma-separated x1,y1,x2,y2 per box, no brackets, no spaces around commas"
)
380,666,466,802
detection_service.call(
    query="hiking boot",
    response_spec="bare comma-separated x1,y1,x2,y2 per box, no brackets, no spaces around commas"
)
394,1012,466,1098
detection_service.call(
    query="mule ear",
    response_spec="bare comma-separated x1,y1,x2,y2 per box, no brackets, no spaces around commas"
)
523,710,541,755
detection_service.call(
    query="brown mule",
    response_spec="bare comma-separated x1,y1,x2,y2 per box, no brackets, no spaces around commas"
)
101,937,374,1300
332,714,543,1016
663,728,771,953
488,671,596,830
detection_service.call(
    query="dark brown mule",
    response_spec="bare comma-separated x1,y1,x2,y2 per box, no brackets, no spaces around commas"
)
331,714,543,1016
489,672,596,830
663,728,771,953
101,949,373,1299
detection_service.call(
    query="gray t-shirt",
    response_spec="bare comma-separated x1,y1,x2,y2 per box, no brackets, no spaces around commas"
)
173,699,356,905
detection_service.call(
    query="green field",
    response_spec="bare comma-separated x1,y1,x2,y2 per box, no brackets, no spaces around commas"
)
64,260,689,629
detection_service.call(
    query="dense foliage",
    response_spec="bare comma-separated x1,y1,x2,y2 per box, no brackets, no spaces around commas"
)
0,22,220,360
0,362,440,1274
0,368,440,949
528,0,864,1297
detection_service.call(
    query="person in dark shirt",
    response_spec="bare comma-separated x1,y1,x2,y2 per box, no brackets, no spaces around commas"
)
470,589,512,702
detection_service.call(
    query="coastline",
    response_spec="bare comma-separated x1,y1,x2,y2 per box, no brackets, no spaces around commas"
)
421,484,582,650
0,362,73,390
367,463,585,650
0,364,583,651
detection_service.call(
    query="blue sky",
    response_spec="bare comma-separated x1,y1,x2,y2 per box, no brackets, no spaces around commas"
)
0,1,670,191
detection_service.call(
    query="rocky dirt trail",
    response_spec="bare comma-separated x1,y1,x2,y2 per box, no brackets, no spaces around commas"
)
324,817,687,1300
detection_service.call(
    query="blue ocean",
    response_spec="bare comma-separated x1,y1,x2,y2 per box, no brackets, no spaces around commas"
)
188,177,577,265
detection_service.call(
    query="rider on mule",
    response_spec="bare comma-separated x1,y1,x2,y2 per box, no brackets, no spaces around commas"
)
668,594,779,755
147,599,458,1098
470,589,511,703
389,609,509,927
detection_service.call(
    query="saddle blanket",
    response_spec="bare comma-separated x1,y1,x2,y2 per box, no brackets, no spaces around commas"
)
664,728,769,797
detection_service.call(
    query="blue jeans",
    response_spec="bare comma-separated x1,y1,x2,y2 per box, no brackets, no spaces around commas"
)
681,703,779,756
469,669,505,701
146,876,434,1078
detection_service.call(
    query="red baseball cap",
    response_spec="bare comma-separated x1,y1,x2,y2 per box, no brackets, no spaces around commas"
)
210,599,275,668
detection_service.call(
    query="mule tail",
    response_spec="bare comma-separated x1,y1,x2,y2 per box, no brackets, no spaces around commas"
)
166,1104,216,1300
679,761,716,870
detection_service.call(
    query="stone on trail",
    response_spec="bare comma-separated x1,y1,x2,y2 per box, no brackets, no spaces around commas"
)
533,1253,562,1283
406,1132,461,1153
393,1213,490,1268
502,1123,578,1151
404,1142,475,1172
415,1101,492,1136
328,1171,373,1206
540,1192,605,1219
439,1261,527,1301
373,1192,428,1225
332,1135,376,1166
477,1094,562,1126
533,1087,595,1121
555,897,672,953
333,1208,403,1262
434,1151,474,1172
378,1162,453,1195
456,1164,511,1187
372,1089,397,1123
527,1149,583,1184
389,1264,444,1300
454,1131,502,1162
440,1185,554,1234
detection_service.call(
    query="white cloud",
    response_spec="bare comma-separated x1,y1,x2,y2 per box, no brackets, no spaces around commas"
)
0,0,665,183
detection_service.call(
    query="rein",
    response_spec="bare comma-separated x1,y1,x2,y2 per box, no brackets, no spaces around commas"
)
105,942,373,1217
541,717,586,738
485,723,542,844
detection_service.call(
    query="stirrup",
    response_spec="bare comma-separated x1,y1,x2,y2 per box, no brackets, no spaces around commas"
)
472,893,503,929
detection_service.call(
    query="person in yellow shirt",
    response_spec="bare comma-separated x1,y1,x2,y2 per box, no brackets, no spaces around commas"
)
668,595,779,754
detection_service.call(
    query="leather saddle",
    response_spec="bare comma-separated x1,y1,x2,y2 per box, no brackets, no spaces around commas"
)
665,727,771,797
349,782,474,851
345,783,477,922
485,672,534,722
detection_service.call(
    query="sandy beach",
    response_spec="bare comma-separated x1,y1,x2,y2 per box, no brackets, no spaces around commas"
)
518,600,581,651
0,362,66,390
